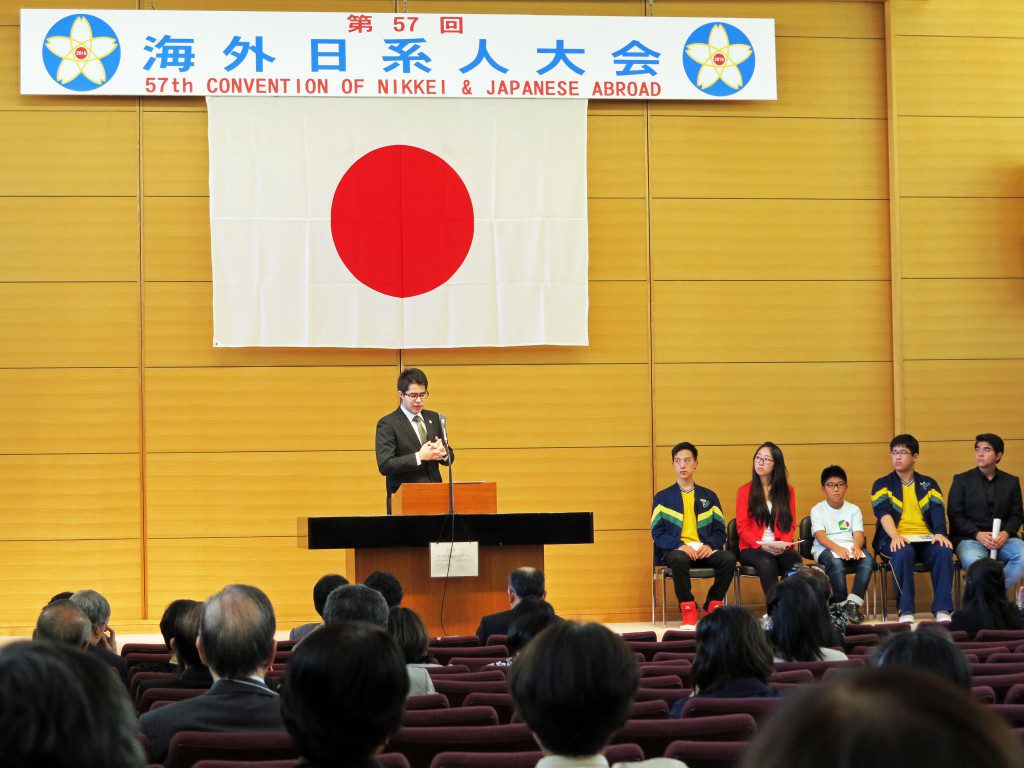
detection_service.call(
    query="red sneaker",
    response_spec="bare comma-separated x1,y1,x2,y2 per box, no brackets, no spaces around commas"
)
705,600,725,614
679,601,699,629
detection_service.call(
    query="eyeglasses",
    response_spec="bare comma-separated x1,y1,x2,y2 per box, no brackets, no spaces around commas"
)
891,450,912,458
754,456,775,465
825,482,847,490
403,391,429,400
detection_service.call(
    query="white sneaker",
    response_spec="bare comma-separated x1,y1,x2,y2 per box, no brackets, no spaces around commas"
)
934,611,952,622
898,613,915,624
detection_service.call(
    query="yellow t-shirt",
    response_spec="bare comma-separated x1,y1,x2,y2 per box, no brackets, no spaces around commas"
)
680,488,700,544
897,482,929,536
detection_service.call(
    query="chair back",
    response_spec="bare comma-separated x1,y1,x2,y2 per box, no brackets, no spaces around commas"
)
679,697,782,725
977,630,1024,643
404,707,500,728
612,715,757,758
987,704,1024,727
767,669,813,685
447,657,509,672
121,643,168,656
972,686,997,704
630,699,670,720
430,636,481,648
131,671,177,704
462,692,516,724
969,674,1024,703
388,723,536,768
797,516,813,560
139,687,205,713
430,671,505,683
972,663,1024,677
773,659,862,680
621,631,658,642
727,520,740,555
427,745,644,768
664,740,749,768
165,731,296,768
406,694,451,710
427,665,472,676
633,688,692,707
432,646,508,665
661,630,697,642
126,652,173,669
652,652,695,663
431,679,508,707
626,641,695,661
1005,683,1024,706
485,635,509,647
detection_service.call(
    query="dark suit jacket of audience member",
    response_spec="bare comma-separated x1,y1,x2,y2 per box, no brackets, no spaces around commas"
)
139,678,285,762
136,665,214,698
88,644,129,684
670,678,775,717
290,622,320,642
475,606,563,646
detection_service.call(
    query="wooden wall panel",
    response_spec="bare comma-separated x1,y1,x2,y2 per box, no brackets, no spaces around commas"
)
150,0,393,13
546,530,650,621
652,38,885,119
0,198,138,282
0,369,139,454
649,117,888,200
0,539,142,630
915,440,1022,497
411,281,649,365
587,115,646,199
2,111,139,196
0,284,139,368
655,0,883,38
400,364,651,449
0,454,140,540
899,117,1024,198
904,361,1024,442
144,282,396,367
890,0,1024,38
0,0,135,27
145,366,395,452
903,279,1024,360
651,199,890,281
587,198,648,281
453,447,651,531
143,197,212,282
895,36,1024,119
142,111,208,197
900,198,1024,279
409,0,644,13
653,281,891,363
653,362,894,446
146,451,381,538
146,537,350,623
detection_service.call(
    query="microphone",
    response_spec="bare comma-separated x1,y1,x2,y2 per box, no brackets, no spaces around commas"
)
439,413,449,445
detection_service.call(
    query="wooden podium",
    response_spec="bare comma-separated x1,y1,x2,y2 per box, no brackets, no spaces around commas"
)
300,483,593,636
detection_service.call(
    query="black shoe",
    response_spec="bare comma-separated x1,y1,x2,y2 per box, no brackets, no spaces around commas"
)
844,601,865,624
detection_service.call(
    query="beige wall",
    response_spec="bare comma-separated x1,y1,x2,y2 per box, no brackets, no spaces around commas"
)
0,0,1020,633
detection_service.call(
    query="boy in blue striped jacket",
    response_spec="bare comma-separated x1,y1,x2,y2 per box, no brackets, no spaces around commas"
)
652,442,736,629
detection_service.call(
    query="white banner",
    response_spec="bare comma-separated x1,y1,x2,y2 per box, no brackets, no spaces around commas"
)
21,9,776,100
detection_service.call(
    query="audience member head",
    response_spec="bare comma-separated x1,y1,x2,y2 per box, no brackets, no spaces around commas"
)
312,574,348,620
960,559,1024,631
69,589,111,646
508,566,546,606
871,626,971,691
0,640,146,768
789,564,834,605
158,598,199,652
507,598,558,656
198,584,276,680
691,605,773,694
172,601,205,671
33,599,92,648
47,591,74,605
323,584,388,628
281,622,408,768
975,433,1005,468
510,621,638,757
365,571,404,609
387,606,433,664
767,578,837,662
739,667,1023,768
748,441,792,532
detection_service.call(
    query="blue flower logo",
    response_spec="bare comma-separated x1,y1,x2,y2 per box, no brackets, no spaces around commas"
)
683,22,755,96
42,14,120,92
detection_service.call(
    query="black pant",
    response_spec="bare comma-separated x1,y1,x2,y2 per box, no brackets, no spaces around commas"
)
663,548,737,607
738,547,802,596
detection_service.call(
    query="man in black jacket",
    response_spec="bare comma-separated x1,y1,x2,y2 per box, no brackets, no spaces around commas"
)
140,585,285,763
949,433,1024,588
476,567,561,645
375,367,454,513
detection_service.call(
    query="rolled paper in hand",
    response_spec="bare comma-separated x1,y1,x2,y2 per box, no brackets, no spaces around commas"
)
992,518,1002,559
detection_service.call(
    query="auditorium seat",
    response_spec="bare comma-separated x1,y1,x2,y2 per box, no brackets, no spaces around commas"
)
191,755,409,768
664,740,749,768
661,630,697,642
972,663,1024,677
634,675,683,690
774,659,862,680
485,635,508,647
984,654,1024,664
970,674,1024,702
275,640,296,652
641,664,691,686
138,686,206,713
462,692,516,724
651,652,696,663
407,694,451,710
428,671,505,683
427,665,473,676
841,634,880,653
427,744,645,768
122,643,168,656
404,706,500,728
387,723,538,768
767,669,813,685
431,636,481,648
975,630,1024,643
973,686,997,704
431,646,508,665
633,687,692,707
986,704,1024,727
611,715,757,758
620,631,658,642
125,652,173,669
431,679,507,707
447,657,509,672
631,699,671,720
131,671,177,704
165,731,297,768
1003,684,1024,706
678,697,783,724
626,641,695,661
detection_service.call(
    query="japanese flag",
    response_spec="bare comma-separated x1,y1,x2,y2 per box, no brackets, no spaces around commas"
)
206,97,588,348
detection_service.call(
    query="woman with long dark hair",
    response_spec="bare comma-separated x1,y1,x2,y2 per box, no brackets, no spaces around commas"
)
736,442,801,597
950,558,1024,639
766,578,847,662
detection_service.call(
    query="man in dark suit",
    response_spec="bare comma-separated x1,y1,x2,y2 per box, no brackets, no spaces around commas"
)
476,567,561,645
69,589,129,684
375,367,454,513
949,432,1024,588
140,584,285,763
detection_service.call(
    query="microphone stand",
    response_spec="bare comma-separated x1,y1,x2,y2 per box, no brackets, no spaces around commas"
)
440,414,455,516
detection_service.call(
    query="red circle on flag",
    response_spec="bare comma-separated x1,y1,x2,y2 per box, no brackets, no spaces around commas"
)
330,145,474,299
